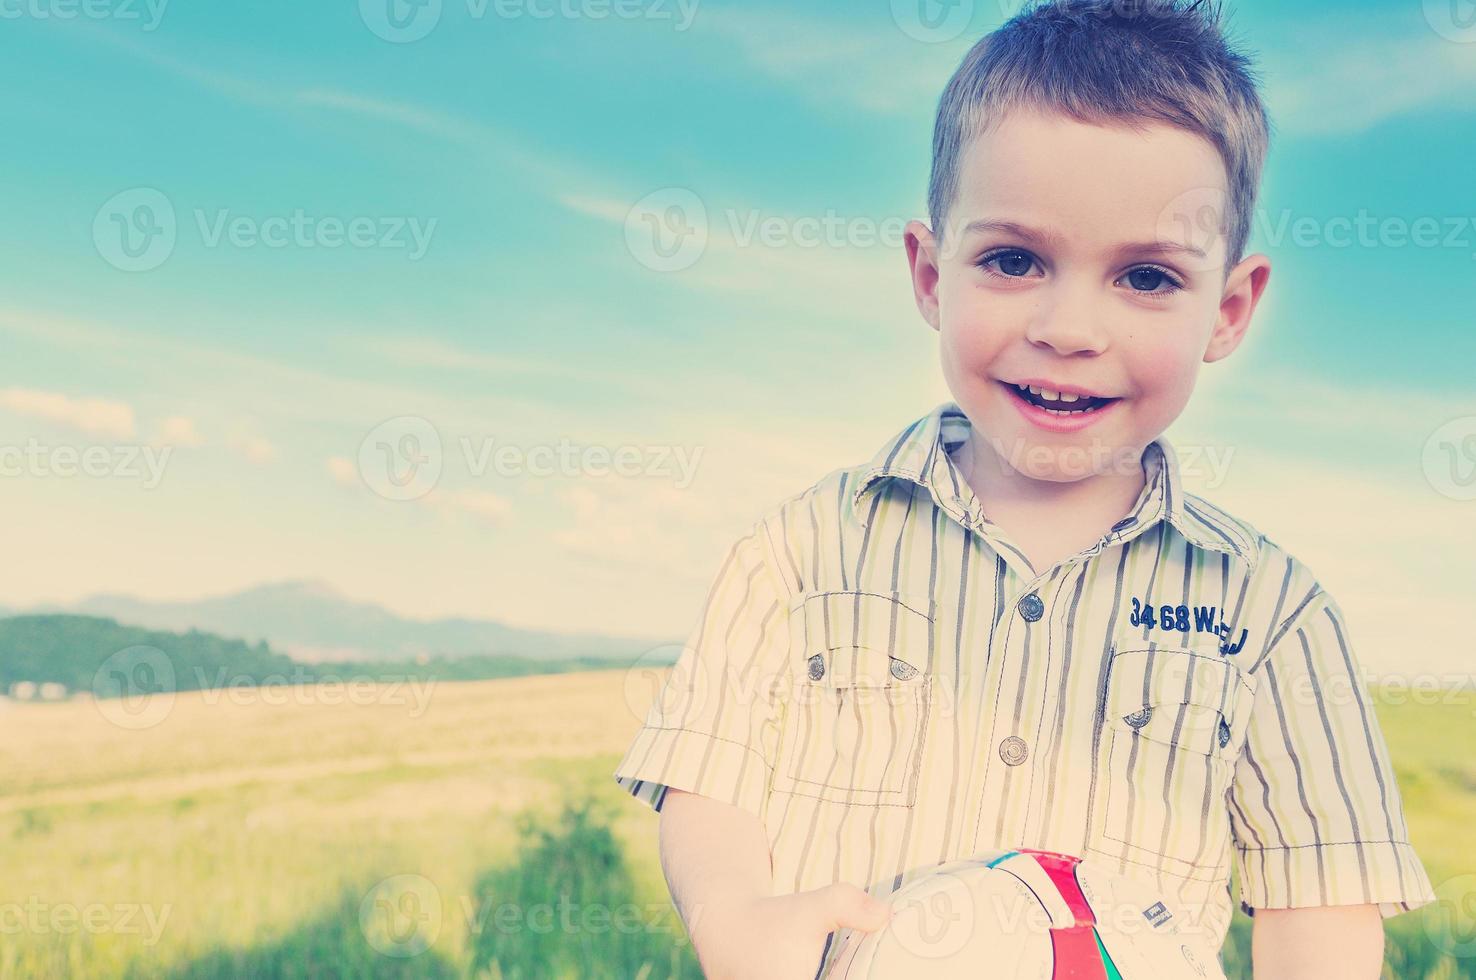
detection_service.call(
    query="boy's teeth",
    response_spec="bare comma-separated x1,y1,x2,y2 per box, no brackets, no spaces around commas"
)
1010,381,1111,415
1022,384,1078,403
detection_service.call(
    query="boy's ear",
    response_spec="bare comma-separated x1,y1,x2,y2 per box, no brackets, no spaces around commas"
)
1205,252,1272,363
904,219,942,332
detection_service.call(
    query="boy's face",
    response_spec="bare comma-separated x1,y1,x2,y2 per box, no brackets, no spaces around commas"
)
904,106,1271,482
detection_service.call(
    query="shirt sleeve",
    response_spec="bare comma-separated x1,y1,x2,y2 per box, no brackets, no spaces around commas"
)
612,519,793,824
1226,584,1436,918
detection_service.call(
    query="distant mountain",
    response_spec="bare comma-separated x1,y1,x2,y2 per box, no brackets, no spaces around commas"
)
38,580,664,663
0,614,646,697
0,614,299,694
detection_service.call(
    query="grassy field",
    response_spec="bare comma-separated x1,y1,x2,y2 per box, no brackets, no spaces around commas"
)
0,670,1471,978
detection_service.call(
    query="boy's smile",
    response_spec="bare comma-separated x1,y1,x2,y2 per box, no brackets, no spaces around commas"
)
905,106,1271,486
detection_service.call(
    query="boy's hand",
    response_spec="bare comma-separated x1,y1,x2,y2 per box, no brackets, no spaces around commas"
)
689,881,894,980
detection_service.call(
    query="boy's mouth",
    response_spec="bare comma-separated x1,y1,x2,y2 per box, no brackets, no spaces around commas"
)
998,380,1121,416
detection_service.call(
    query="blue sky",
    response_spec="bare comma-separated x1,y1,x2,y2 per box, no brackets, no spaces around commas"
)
1,0,1473,671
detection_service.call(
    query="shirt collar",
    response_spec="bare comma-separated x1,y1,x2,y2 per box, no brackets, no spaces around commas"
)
850,400,1259,571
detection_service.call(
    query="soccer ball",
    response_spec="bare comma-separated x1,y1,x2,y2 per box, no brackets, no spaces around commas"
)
826,848,1225,979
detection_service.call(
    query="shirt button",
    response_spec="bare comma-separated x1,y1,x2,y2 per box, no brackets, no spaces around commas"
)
1110,518,1135,532
999,736,1029,766
889,657,918,681
1017,593,1044,622
1125,706,1153,728
807,654,825,681
1218,717,1232,748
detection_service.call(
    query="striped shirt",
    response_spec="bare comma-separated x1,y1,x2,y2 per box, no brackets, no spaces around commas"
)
613,399,1434,977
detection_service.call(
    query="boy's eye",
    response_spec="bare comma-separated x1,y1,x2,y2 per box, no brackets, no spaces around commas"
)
979,249,1038,277
1120,266,1183,294
978,252,1183,297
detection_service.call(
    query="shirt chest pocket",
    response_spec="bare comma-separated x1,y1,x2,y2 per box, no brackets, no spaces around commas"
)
1095,644,1255,874
771,590,934,807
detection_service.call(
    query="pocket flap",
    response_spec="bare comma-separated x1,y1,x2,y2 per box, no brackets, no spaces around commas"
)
791,590,933,686
1108,645,1253,722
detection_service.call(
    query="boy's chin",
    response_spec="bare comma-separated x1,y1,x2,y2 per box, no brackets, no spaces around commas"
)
987,428,1142,482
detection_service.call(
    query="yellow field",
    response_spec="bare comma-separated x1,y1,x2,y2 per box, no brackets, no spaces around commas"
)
1,670,1470,977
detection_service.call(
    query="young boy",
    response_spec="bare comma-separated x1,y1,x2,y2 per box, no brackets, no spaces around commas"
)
613,2,1435,977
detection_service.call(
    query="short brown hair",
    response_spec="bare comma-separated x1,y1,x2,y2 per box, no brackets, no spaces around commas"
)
928,0,1272,270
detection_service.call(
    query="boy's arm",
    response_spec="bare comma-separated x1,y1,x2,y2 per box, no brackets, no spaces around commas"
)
612,519,792,823
1226,580,1435,947
659,788,892,980
1251,904,1384,979
658,787,772,976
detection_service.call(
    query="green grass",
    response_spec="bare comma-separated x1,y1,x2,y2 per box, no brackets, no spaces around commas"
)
0,671,1470,978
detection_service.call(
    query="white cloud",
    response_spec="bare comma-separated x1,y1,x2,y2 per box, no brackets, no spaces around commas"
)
565,186,922,327
362,336,600,382
1266,31,1476,136
0,387,135,439
227,427,277,465
326,456,357,487
154,415,204,449
694,6,978,116
557,194,632,224
425,488,512,523
1184,442,1476,677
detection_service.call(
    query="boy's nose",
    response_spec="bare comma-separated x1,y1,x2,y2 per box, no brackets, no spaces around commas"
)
1023,287,1111,356
1027,315,1109,358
